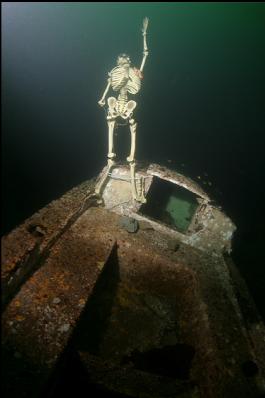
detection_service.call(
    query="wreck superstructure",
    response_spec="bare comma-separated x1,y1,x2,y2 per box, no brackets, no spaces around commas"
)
2,163,265,398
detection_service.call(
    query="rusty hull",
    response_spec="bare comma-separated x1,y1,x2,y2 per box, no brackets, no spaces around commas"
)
2,163,265,398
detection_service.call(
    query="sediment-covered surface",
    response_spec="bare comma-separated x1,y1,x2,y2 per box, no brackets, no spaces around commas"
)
2,177,265,398
1,179,95,309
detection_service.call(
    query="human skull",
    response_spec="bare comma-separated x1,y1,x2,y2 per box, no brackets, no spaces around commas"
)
117,53,131,67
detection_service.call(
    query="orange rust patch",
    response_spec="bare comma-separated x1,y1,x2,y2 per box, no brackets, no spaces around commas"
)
15,314,25,322
78,298,86,306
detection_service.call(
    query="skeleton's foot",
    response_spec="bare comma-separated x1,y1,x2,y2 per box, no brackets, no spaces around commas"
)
131,190,147,203
133,190,147,203
138,195,147,204
133,195,146,204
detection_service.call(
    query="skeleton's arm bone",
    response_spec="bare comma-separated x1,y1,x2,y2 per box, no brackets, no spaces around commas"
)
98,80,111,106
140,17,149,72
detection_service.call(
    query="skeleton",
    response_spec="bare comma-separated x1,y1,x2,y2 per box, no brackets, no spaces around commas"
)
95,17,149,202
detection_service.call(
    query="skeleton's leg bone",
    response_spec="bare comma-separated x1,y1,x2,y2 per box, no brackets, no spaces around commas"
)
107,97,118,158
107,118,116,159
138,177,147,203
128,162,147,203
127,118,137,162
94,158,115,195
129,161,138,201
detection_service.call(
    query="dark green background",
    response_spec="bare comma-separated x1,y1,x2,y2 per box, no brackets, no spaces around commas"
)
2,3,265,317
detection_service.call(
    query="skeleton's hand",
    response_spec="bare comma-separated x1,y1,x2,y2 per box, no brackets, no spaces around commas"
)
98,99,105,107
142,17,149,35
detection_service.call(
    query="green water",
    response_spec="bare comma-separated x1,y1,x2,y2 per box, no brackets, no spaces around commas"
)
166,193,198,233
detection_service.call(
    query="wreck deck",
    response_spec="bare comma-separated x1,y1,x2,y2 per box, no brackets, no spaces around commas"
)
2,165,265,398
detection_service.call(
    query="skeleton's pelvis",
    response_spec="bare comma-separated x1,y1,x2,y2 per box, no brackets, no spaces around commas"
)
107,97,136,119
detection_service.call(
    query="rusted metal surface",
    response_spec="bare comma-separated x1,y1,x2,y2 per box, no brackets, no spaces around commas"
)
1,180,95,309
225,256,265,376
94,222,264,398
2,164,265,398
2,206,116,397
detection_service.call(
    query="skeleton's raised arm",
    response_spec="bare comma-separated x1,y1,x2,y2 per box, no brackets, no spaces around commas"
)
98,78,111,107
140,17,149,73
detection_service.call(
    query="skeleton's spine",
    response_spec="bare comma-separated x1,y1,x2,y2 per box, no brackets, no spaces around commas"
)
117,91,128,114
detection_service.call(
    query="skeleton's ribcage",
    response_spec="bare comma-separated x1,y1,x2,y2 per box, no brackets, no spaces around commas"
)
109,66,141,94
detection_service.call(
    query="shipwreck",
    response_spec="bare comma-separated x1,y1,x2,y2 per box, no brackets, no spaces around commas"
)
2,162,265,398
2,16,265,398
